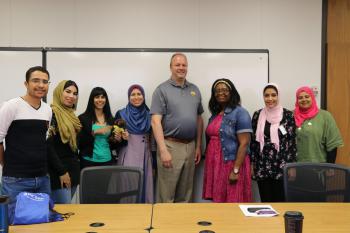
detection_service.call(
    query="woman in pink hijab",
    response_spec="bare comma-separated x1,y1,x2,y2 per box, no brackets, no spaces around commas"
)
294,86,343,163
250,83,297,202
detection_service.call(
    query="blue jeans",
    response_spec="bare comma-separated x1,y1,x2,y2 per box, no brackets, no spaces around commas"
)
1,175,51,207
51,186,77,204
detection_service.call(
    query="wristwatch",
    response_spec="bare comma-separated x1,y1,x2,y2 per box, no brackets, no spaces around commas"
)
233,167,240,174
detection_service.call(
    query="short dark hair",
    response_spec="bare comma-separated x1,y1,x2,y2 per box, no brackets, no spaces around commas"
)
263,84,278,95
83,87,113,123
64,80,79,94
208,78,241,115
25,66,50,82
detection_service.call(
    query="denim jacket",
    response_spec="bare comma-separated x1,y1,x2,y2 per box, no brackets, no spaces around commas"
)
207,106,252,162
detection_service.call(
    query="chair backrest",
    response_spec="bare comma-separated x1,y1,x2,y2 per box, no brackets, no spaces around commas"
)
284,162,350,202
80,165,143,204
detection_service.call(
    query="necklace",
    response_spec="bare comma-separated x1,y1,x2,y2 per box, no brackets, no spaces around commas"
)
95,112,105,123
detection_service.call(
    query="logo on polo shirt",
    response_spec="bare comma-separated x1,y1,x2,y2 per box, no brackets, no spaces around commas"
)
190,91,196,96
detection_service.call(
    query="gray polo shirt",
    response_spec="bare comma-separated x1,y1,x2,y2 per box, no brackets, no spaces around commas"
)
150,78,204,140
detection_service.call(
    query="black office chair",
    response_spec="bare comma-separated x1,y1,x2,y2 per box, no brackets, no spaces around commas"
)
80,165,143,204
284,162,350,202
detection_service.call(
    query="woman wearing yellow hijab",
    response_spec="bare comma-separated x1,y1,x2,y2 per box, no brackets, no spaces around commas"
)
48,80,81,204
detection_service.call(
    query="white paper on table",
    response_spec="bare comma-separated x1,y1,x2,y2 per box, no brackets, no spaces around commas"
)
239,204,279,217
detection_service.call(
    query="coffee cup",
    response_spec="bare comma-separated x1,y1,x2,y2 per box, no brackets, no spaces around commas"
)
284,211,304,233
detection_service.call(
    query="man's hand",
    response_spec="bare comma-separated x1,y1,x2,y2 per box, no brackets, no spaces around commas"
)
160,149,173,168
195,147,201,165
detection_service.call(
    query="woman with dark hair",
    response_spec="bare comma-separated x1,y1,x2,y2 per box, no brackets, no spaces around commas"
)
48,80,81,204
250,83,296,202
203,78,252,202
115,84,154,203
78,87,121,169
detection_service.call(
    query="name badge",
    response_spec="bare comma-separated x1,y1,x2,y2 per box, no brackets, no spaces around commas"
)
279,125,287,135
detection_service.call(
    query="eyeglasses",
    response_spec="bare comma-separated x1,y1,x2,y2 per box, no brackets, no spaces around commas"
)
215,88,230,94
29,78,50,85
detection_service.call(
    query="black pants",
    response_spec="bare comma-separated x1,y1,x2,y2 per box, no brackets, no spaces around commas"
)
257,178,285,202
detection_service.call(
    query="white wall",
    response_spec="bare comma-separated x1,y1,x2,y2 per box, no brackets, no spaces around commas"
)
0,0,323,109
0,0,322,201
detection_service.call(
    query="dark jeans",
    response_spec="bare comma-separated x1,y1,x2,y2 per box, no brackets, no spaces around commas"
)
1,175,51,212
51,186,77,204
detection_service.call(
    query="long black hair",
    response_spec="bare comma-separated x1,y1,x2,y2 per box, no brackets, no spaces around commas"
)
83,87,113,124
208,78,241,115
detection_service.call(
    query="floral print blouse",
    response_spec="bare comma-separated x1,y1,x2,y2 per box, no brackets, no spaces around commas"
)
250,108,297,180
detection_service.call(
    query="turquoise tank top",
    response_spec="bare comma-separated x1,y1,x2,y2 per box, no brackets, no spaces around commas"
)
83,124,112,162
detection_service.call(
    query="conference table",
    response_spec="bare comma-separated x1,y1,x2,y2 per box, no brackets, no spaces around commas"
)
152,203,350,233
9,204,153,233
10,203,350,233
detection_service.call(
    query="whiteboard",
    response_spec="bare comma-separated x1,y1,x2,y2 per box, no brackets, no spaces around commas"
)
0,50,43,105
46,50,269,126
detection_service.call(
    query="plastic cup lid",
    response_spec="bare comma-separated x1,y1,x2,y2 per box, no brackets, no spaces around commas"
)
284,211,304,218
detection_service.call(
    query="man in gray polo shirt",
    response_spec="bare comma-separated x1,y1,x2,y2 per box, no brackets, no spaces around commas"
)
151,53,204,203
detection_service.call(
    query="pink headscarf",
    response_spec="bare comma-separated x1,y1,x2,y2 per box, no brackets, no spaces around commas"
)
256,83,283,152
294,86,319,127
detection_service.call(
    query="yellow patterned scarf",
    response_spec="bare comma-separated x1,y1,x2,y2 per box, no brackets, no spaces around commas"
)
51,80,81,151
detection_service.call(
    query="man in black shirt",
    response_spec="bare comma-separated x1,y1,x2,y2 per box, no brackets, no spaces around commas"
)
0,66,52,208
